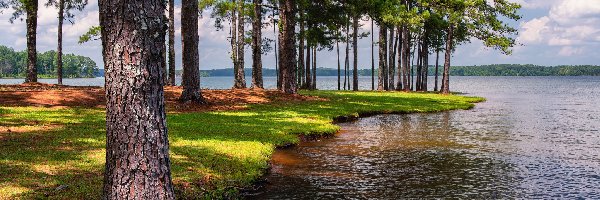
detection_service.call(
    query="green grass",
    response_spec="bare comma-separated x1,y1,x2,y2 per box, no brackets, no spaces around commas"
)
0,90,484,199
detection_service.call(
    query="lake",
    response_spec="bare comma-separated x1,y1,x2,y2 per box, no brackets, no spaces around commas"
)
2,76,599,198
247,76,600,199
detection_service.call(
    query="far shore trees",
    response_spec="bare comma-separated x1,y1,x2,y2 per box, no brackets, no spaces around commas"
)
98,0,175,197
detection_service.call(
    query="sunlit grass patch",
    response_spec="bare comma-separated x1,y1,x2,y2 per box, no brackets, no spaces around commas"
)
0,90,483,199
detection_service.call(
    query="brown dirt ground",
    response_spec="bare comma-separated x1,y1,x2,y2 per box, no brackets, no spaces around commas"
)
0,83,322,113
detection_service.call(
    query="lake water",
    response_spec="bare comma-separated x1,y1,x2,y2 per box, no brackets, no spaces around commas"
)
247,76,600,199
3,76,599,198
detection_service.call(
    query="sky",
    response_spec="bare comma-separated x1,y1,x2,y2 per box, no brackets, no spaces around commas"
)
0,0,599,70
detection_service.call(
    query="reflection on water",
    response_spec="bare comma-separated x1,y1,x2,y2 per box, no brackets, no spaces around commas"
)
250,77,600,199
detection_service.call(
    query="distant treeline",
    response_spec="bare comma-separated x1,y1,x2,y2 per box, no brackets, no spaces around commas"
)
190,64,600,77
0,45,99,78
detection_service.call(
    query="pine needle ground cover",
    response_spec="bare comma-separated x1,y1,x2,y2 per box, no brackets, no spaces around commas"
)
0,90,483,199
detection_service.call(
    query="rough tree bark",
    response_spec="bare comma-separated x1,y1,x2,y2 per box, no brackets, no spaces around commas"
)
401,25,410,91
416,37,422,91
377,24,387,91
352,16,358,91
434,49,439,91
371,19,375,90
344,21,350,90
297,7,304,87
234,1,247,88
305,43,311,89
25,0,38,83
388,26,396,91
180,0,206,103
98,0,175,198
251,0,263,89
277,0,297,94
56,0,64,85
337,39,341,90
396,27,403,90
441,24,454,95
312,47,316,90
167,0,176,86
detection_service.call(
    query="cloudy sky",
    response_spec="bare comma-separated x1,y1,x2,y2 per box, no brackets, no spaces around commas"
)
0,0,599,70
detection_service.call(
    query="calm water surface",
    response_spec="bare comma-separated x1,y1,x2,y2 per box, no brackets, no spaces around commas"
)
248,76,600,199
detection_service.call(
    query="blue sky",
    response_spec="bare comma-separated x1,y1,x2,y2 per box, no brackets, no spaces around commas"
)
1,0,599,70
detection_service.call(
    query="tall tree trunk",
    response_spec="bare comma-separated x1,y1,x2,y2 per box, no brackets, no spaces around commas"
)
416,37,422,91
434,49,439,91
180,0,206,103
396,27,403,90
377,24,387,91
401,25,409,91
251,0,263,89
352,16,358,91
411,39,416,91
25,0,38,83
344,21,350,90
389,26,397,91
312,47,316,90
234,1,247,89
277,0,297,94
298,8,304,87
337,39,340,90
272,8,280,89
422,37,429,91
371,19,375,90
99,0,175,198
441,24,454,95
305,43,311,89
231,1,238,83
167,0,176,86
56,0,64,85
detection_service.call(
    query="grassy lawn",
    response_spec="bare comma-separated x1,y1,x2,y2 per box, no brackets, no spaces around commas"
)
0,90,484,199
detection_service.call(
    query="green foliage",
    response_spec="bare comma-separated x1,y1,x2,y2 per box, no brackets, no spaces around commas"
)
0,91,482,199
78,26,101,44
0,45,99,78
440,64,600,76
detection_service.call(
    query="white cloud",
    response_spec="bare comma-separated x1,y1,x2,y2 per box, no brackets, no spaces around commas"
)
517,0,600,57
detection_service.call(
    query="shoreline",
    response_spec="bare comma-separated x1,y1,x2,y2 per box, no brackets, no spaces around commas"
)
0,85,484,199
241,101,484,197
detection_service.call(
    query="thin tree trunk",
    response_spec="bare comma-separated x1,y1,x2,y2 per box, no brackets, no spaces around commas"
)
377,24,387,91
401,25,409,91
434,49,439,91
371,19,375,90
277,0,297,94
251,0,263,89
352,16,358,91
312,47,316,90
167,0,176,86
416,37,422,91
422,37,429,91
441,24,454,95
234,1,247,89
179,0,206,103
411,39,416,91
298,8,305,87
231,0,238,83
99,0,175,198
396,26,403,90
272,8,280,89
389,26,397,91
56,0,64,85
25,0,38,83
344,21,350,90
305,43,311,89
337,39,340,90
